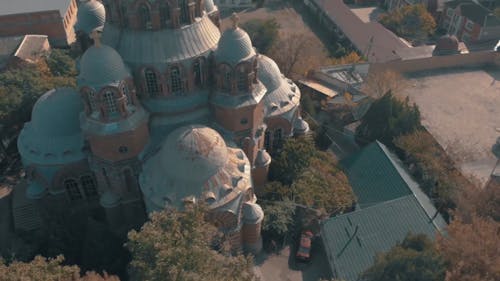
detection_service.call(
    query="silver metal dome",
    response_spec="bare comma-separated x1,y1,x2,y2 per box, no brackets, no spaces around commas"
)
78,44,130,87
75,0,106,34
215,27,255,65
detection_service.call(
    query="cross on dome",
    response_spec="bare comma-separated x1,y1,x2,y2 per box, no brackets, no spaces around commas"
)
230,13,240,29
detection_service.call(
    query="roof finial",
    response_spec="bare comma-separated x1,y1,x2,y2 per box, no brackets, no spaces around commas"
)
89,28,102,47
230,13,240,29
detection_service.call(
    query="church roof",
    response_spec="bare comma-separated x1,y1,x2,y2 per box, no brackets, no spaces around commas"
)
102,15,220,69
17,88,86,165
75,0,106,34
78,44,130,87
215,27,255,65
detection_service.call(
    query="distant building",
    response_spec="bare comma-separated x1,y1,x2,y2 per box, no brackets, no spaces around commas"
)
385,0,442,15
0,0,78,47
0,35,50,70
441,0,500,43
321,141,447,281
214,0,253,9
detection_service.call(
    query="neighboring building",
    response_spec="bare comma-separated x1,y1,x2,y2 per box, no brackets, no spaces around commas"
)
0,35,50,70
385,0,441,15
441,0,500,43
4,0,308,254
321,141,447,281
0,0,78,47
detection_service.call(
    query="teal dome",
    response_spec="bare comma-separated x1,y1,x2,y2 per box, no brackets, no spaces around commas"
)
79,44,130,86
17,88,87,165
31,88,83,137
75,0,106,34
215,27,255,65
257,55,282,91
205,0,216,13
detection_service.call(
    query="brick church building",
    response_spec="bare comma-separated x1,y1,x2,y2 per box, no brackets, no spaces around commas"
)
2,0,309,254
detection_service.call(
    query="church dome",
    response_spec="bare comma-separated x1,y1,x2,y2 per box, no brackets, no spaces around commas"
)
78,44,130,87
242,202,264,224
205,0,217,13
75,0,106,34
215,27,255,65
433,35,460,55
293,116,310,135
258,55,283,91
31,88,83,137
17,88,86,165
161,125,228,182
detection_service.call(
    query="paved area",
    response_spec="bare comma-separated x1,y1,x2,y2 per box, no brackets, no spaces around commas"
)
255,244,332,281
401,67,500,185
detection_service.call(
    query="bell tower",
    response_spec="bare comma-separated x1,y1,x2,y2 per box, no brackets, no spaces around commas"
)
79,30,150,233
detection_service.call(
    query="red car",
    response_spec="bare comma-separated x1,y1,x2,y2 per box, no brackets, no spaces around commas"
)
296,230,314,262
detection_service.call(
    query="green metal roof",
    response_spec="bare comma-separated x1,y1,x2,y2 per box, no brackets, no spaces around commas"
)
341,141,413,208
321,195,446,281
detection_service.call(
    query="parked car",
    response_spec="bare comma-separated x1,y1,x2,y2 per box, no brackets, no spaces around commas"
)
296,230,314,262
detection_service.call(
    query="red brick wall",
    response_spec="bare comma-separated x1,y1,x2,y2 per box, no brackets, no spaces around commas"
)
0,2,77,47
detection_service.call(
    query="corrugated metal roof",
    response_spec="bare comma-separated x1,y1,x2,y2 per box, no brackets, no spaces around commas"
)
341,141,412,207
0,0,72,16
321,195,445,281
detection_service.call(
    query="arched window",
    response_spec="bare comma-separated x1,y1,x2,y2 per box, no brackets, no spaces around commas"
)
170,66,183,95
145,69,160,96
160,2,170,26
80,175,98,198
193,58,204,88
121,5,128,27
103,91,117,114
87,90,97,111
64,179,82,201
264,130,271,150
237,68,247,92
179,0,189,24
273,128,283,150
223,69,232,92
123,169,135,193
139,4,151,29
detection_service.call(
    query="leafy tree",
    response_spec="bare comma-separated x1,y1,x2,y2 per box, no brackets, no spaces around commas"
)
261,199,296,240
0,255,118,281
268,32,316,77
379,4,436,42
269,137,317,185
126,205,255,281
292,152,355,215
314,124,333,151
362,234,446,281
260,181,291,201
355,91,422,147
241,18,280,54
395,130,468,215
437,215,500,281
46,49,77,77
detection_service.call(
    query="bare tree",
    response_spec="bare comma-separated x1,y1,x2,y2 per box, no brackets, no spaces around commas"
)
361,70,408,98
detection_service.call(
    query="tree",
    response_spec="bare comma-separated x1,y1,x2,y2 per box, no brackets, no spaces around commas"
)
261,199,296,241
0,255,119,281
355,91,422,147
268,32,317,77
45,49,77,77
379,4,436,43
241,18,280,54
329,51,363,65
362,70,408,98
437,215,500,281
362,234,446,281
269,137,317,185
292,152,355,215
126,205,255,281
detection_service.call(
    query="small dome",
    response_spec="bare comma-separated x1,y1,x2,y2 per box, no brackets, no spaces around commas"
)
255,149,271,167
258,55,283,91
79,44,130,86
434,35,459,55
242,202,264,224
17,88,86,165
75,0,106,34
31,88,83,137
215,27,255,65
293,117,310,135
205,0,216,13
26,181,46,199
